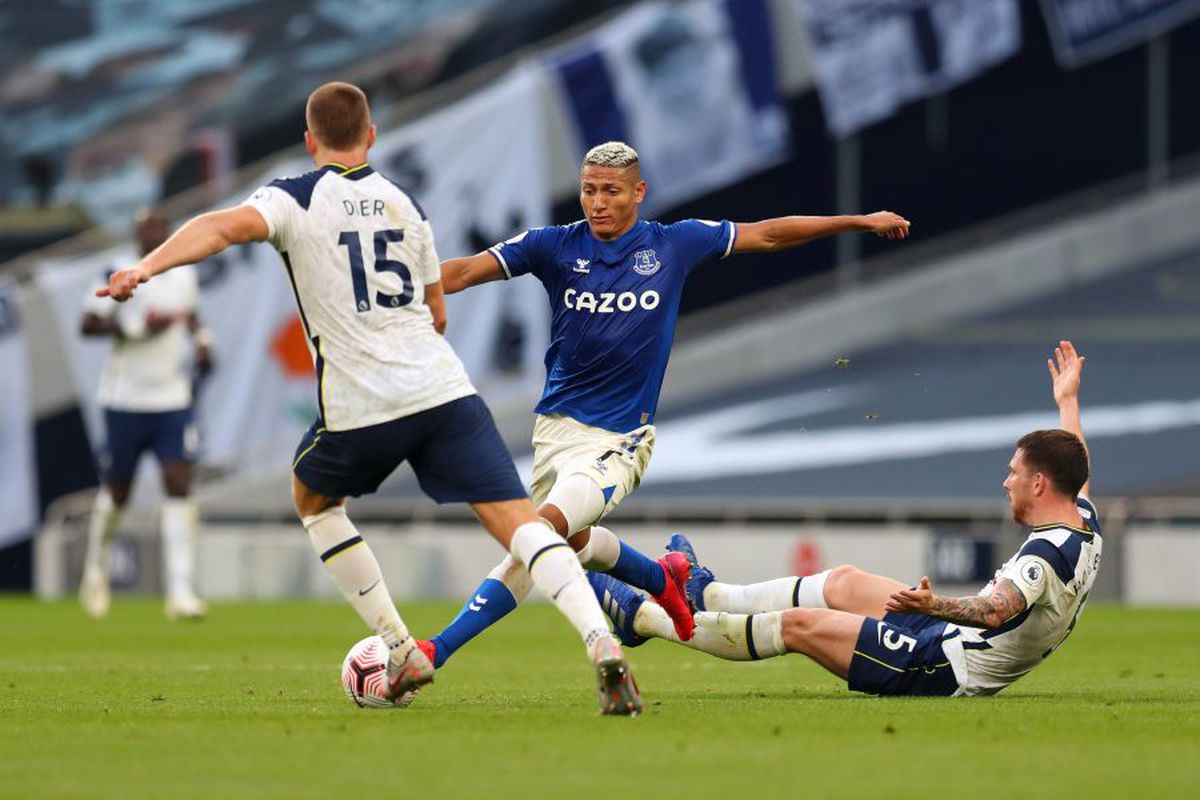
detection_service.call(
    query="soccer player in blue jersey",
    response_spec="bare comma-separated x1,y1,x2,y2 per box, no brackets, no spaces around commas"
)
592,342,1100,697
418,141,910,671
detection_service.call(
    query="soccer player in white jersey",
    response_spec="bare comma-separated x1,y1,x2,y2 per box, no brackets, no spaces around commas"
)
591,341,1100,697
418,141,910,672
79,207,213,621
98,82,641,714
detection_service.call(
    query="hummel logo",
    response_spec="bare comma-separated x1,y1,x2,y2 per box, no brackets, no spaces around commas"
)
468,594,489,612
573,259,591,273
358,580,380,596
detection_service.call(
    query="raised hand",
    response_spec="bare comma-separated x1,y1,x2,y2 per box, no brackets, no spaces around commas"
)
863,211,910,240
1047,339,1085,406
96,267,149,302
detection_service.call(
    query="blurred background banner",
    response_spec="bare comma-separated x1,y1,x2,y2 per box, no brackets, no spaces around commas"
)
366,64,552,400
796,0,1020,137
0,277,37,548
1040,0,1200,67
550,0,789,213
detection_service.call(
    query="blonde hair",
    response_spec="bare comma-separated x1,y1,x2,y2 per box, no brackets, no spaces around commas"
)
582,141,639,169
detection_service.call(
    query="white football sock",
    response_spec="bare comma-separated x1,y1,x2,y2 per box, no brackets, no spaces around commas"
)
510,521,610,649
83,488,121,576
704,577,803,613
689,611,787,661
161,498,199,600
303,506,411,654
632,600,679,641
633,603,786,661
795,570,831,609
575,525,620,571
486,554,534,601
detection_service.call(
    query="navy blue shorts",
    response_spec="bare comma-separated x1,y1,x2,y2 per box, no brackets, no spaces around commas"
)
292,394,527,503
847,611,960,697
103,407,195,483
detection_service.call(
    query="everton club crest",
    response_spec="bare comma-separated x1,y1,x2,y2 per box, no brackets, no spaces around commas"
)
631,249,661,276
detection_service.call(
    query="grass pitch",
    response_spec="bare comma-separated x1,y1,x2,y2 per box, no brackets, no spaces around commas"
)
1,599,1197,800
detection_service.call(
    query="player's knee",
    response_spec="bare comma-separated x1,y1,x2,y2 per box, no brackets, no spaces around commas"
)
107,480,132,508
565,527,590,553
536,502,571,538
780,608,820,651
823,565,864,604
541,472,605,536
160,463,192,498
292,475,340,519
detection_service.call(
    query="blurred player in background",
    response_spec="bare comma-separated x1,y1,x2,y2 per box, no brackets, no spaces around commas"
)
592,341,1100,697
98,82,642,714
426,140,910,670
78,206,213,621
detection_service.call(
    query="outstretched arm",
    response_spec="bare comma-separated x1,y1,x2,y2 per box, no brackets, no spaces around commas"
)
99,206,269,301
1048,339,1090,497
441,252,505,294
733,211,909,254
885,576,1028,630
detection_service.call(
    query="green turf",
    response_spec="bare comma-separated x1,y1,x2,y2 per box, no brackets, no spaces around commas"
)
1,599,1197,800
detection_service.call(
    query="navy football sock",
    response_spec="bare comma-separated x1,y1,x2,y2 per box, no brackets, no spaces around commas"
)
429,578,518,668
605,542,666,596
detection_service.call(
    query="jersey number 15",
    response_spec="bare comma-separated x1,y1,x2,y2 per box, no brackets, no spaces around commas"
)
337,229,414,312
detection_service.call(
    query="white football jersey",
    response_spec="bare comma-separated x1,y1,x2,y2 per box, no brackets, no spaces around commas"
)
244,162,474,431
82,255,198,412
944,496,1103,696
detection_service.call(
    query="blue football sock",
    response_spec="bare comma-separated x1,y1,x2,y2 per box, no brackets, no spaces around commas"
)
429,578,518,668
586,571,647,647
605,542,665,596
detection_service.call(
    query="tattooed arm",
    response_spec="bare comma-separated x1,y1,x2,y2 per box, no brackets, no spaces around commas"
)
885,576,1028,629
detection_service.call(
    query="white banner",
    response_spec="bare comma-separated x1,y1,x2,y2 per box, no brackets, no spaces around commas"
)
552,0,789,213
0,277,38,547
796,0,1020,137
32,65,553,496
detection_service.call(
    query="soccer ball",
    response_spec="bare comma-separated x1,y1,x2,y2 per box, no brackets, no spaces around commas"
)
340,635,394,708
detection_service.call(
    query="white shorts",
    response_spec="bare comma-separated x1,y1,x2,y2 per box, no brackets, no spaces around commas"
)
529,413,656,516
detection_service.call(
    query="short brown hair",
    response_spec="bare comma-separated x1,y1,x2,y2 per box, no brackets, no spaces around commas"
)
306,82,371,150
1016,429,1089,498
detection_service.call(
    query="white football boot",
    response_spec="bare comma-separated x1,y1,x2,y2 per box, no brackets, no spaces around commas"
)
78,565,111,619
164,591,207,620
385,640,435,702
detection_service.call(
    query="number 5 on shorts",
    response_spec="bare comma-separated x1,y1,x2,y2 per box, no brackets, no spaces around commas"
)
880,624,917,653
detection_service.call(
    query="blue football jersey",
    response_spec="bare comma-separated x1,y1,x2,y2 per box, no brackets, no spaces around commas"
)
488,218,736,432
